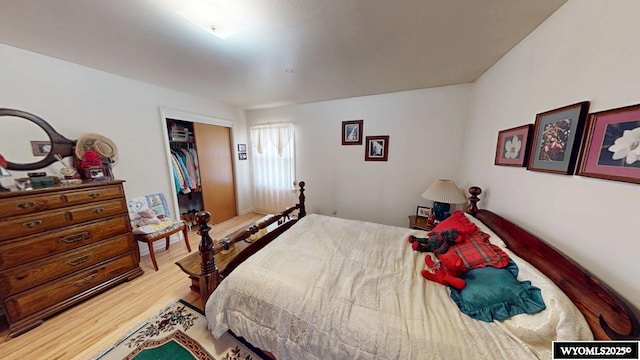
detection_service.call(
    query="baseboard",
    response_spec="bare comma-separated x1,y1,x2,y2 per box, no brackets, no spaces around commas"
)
237,207,255,215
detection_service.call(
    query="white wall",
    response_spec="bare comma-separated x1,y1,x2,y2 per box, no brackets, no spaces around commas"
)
246,85,471,227
459,0,640,310
0,43,253,218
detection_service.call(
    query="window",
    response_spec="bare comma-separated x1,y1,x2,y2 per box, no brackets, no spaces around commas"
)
249,122,296,213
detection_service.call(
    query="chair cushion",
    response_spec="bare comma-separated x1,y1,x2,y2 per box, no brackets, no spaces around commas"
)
133,219,184,236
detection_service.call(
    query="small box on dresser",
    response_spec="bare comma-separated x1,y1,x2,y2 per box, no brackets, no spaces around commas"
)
0,180,144,337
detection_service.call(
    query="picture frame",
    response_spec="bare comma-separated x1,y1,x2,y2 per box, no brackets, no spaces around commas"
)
494,124,533,167
342,120,363,145
416,206,431,219
30,141,51,156
237,144,247,152
365,135,389,161
238,152,247,160
576,103,640,184
527,101,590,174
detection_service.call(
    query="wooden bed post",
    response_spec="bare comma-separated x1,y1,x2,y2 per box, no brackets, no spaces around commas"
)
195,211,219,307
194,181,307,305
466,186,481,217
297,181,306,218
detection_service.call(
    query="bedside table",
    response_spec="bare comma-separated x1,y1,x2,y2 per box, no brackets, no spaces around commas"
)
408,215,435,231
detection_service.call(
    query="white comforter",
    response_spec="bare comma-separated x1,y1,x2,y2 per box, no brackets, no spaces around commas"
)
205,214,592,360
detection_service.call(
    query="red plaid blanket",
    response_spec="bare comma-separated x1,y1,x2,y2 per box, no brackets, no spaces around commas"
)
449,231,510,270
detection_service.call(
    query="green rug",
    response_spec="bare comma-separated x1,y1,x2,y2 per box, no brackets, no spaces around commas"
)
93,300,267,360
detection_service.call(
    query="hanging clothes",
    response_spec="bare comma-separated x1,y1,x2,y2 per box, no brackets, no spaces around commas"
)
188,147,201,187
180,148,199,190
170,150,192,194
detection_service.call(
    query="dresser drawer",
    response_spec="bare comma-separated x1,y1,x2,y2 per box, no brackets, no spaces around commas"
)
0,234,136,297
0,185,124,218
61,185,124,205
66,199,127,224
0,199,128,241
3,252,140,323
0,194,65,218
0,215,132,270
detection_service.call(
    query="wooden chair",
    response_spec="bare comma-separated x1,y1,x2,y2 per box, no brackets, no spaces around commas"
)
127,193,192,271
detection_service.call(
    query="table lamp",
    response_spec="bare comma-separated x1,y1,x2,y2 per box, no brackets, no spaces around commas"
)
422,179,467,221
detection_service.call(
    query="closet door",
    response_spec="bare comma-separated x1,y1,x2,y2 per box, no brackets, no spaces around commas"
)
193,123,237,224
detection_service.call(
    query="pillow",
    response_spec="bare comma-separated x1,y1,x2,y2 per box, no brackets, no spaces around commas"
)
463,212,507,248
450,260,546,322
433,210,478,241
449,231,510,270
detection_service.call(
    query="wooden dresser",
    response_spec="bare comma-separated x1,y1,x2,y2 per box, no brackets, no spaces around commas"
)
0,180,143,337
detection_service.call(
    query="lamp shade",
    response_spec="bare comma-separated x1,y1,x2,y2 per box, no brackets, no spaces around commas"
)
421,179,466,204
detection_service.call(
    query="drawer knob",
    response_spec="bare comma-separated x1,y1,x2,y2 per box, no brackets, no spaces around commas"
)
22,220,42,228
88,192,102,199
73,272,98,287
67,254,92,266
59,232,89,244
92,207,105,214
17,202,37,209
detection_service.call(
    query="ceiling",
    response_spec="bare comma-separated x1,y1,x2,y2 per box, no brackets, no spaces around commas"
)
0,0,566,110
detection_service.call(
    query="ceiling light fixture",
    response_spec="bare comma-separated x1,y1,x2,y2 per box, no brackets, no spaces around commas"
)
177,0,243,40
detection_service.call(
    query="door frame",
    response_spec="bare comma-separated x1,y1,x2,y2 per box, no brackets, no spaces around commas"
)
159,107,235,223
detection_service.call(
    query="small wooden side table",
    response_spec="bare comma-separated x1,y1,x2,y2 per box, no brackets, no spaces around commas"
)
408,215,435,231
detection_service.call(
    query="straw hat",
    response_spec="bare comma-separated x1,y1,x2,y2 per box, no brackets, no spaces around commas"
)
75,133,118,161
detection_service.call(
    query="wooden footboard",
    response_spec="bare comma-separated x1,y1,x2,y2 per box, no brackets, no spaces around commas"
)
194,181,306,306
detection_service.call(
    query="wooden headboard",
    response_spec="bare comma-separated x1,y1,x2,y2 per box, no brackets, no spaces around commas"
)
466,187,639,340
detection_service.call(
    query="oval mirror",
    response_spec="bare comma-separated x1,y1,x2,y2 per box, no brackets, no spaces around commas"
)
0,109,76,171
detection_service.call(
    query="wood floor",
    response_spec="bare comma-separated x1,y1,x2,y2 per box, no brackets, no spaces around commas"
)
0,212,266,360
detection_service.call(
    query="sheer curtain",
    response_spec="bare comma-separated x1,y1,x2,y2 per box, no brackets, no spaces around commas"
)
250,122,296,214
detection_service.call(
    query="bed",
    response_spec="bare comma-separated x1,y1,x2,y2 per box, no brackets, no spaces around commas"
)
192,182,639,359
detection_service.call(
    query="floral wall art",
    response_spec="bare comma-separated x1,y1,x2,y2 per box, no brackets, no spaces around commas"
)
527,101,590,174
494,124,532,166
577,103,640,184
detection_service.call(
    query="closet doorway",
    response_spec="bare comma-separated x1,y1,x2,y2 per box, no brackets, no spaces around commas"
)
161,108,237,226
193,122,237,223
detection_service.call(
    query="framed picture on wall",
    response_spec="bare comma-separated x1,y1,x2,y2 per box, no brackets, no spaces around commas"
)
527,101,590,174
365,135,389,161
237,144,247,152
342,120,363,145
494,124,533,166
576,103,640,184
